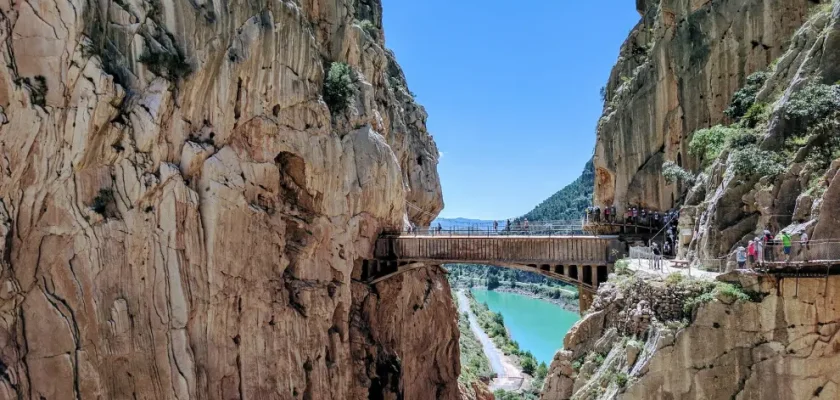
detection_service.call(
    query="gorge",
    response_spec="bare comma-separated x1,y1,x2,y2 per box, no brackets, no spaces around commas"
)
1,0,840,400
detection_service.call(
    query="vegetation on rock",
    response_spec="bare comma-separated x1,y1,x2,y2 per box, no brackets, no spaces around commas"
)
324,62,357,113
724,71,769,121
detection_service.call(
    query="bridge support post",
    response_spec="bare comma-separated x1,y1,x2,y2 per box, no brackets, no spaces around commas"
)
578,285,596,316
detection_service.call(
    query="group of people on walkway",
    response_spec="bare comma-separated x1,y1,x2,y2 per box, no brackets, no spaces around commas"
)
734,228,809,269
585,205,680,230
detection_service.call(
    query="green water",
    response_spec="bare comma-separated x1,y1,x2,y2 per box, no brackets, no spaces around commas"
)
471,289,579,365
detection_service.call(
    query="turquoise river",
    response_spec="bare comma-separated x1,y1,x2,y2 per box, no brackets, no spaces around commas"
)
471,289,580,365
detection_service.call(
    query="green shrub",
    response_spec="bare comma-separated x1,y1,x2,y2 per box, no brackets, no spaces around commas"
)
664,272,684,286
730,145,785,177
323,62,357,113
521,354,537,375
783,83,840,125
571,360,583,371
689,125,740,165
683,282,750,313
725,71,769,120
741,102,769,128
358,19,377,36
662,161,695,184
615,372,629,388
729,130,759,147
615,259,631,276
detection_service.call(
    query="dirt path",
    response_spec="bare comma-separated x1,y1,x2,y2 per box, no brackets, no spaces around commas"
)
456,290,525,392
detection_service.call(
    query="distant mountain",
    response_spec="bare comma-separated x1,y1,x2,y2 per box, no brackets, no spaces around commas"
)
521,159,594,222
432,217,498,229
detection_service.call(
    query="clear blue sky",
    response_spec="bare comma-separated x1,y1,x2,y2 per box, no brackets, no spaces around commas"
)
382,0,640,220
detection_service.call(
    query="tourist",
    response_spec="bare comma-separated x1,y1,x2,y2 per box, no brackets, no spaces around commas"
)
523,218,530,233
736,245,747,270
506,219,511,232
663,241,671,257
585,207,592,224
747,240,756,269
594,206,601,223
437,222,443,234
632,207,639,224
778,231,792,261
652,243,662,270
653,211,660,228
493,220,499,232
763,228,775,262
604,206,611,224
625,207,632,224
755,237,764,266
800,231,810,250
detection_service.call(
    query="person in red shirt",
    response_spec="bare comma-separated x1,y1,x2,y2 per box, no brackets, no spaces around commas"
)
747,240,756,269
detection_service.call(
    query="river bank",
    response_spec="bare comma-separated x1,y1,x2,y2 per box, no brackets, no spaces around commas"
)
455,291,529,392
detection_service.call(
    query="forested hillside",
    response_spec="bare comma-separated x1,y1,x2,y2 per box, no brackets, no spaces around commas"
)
522,159,594,221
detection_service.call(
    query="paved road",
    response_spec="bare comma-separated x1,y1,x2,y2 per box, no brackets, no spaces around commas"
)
456,291,524,391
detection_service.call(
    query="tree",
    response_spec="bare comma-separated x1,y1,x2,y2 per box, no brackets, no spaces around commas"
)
487,276,500,290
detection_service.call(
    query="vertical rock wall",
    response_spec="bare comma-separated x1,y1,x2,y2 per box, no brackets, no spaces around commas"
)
594,0,813,213
0,0,454,399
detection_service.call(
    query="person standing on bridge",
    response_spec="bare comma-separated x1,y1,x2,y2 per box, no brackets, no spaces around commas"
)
585,207,592,224
778,231,792,261
747,239,757,269
523,218,530,234
736,245,747,270
755,237,764,266
493,220,498,232
604,206,611,224
506,219,511,232
610,205,617,223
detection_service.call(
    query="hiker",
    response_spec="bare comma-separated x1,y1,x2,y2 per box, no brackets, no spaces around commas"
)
652,243,662,270
632,207,639,224
754,237,764,266
763,228,775,262
585,207,592,224
604,206,611,224
594,206,601,223
493,220,498,232
437,222,442,234
653,211,660,228
523,218,530,233
800,231,810,261
506,219,511,232
736,245,747,270
777,231,792,261
747,239,757,269
663,241,672,257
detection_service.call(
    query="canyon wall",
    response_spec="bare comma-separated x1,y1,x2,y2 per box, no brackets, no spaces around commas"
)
541,272,840,400
0,0,456,399
594,0,813,213
544,0,840,399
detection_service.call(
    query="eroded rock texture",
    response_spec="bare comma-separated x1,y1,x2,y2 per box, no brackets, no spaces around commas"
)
541,274,840,400
594,0,813,212
0,0,453,399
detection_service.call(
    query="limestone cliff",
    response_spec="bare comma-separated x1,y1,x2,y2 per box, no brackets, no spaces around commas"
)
0,0,455,399
544,0,840,399
594,0,814,213
541,272,840,400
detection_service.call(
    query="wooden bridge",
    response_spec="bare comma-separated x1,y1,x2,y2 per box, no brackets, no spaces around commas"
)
364,235,623,313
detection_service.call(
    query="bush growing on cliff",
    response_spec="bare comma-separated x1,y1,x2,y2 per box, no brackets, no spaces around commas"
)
323,62,357,113
662,161,695,184
783,83,840,126
730,145,785,177
689,125,740,165
725,71,769,121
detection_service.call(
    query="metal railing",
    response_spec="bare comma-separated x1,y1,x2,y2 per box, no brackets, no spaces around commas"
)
629,240,840,274
403,220,586,237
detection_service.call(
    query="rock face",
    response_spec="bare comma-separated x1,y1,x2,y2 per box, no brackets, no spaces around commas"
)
594,0,813,213
541,273,840,400
0,0,454,399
